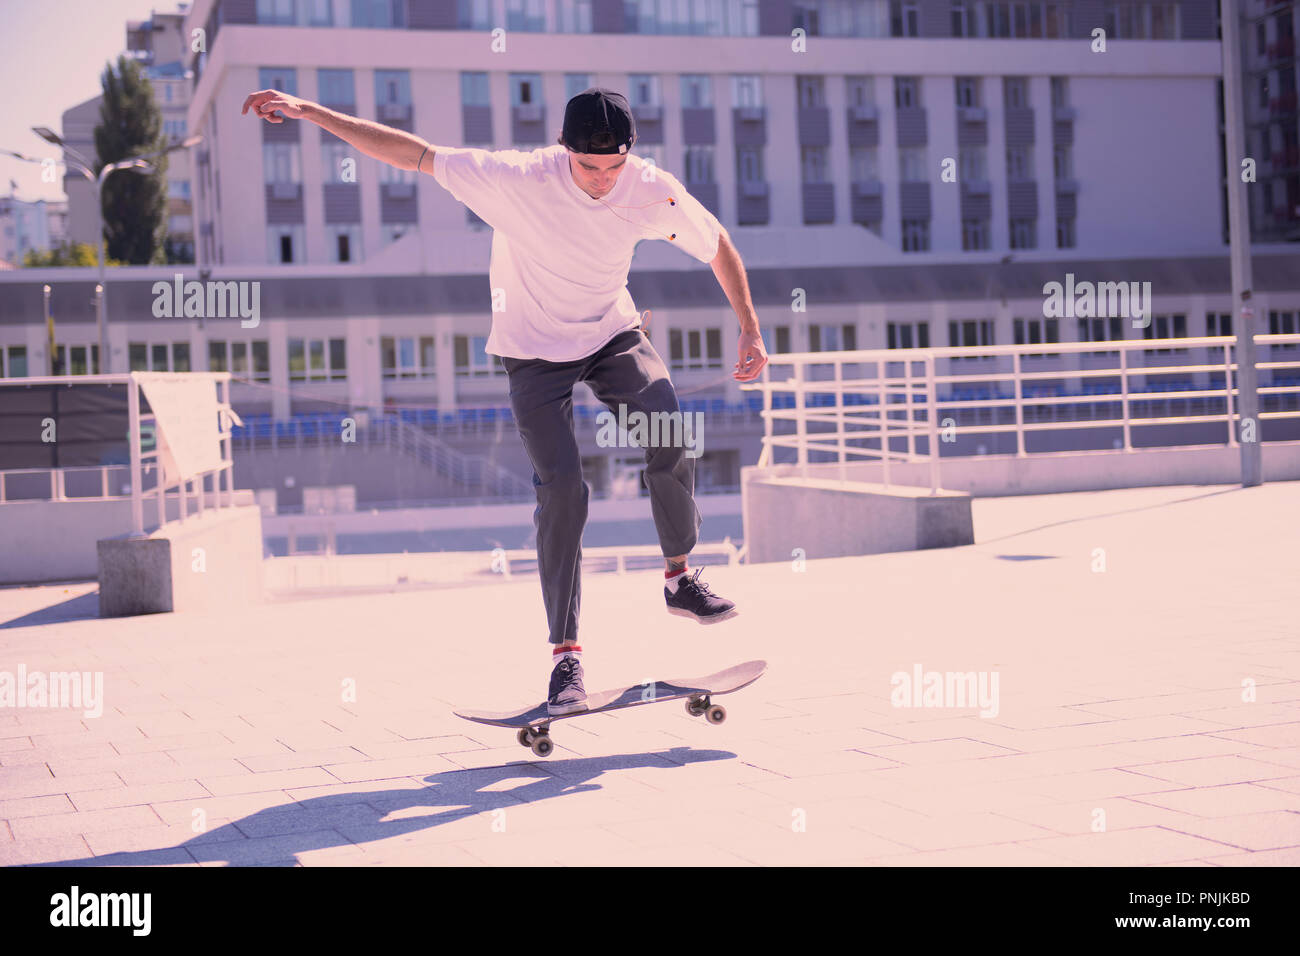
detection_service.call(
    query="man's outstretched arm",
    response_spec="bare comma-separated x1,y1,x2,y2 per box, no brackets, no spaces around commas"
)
241,89,440,174
710,229,768,382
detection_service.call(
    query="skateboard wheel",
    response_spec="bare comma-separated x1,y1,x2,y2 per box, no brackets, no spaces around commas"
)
517,728,531,747
705,704,726,724
531,736,554,758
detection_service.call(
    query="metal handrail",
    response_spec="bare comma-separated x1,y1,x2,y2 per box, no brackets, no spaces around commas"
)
740,334,1300,494
0,372,238,535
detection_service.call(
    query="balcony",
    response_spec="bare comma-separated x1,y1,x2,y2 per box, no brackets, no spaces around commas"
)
959,106,987,122
1055,178,1079,194
269,182,302,201
849,104,878,122
852,179,883,197
633,104,663,122
1052,106,1076,122
383,182,415,200
740,179,769,198
514,103,543,122
961,179,991,196
736,105,765,122
378,103,413,123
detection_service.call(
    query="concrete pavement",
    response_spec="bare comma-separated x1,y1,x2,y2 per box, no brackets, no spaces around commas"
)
1,481,1297,866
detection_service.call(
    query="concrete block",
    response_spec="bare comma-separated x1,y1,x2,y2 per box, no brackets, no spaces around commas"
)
742,473,974,564
97,504,264,617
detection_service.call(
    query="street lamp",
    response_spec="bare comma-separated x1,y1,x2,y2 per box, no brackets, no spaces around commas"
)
24,128,203,374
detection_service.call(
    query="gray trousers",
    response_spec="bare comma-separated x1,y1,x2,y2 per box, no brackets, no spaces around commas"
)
501,328,702,645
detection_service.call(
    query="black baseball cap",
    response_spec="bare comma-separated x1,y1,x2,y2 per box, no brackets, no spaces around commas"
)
562,88,636,155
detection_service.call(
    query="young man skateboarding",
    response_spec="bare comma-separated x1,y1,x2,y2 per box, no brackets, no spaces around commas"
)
243,86,767,716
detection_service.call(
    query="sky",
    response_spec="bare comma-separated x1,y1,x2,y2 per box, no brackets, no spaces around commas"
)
0,0,175,203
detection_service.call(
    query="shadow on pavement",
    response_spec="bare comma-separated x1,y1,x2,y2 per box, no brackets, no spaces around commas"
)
27,746,734,867
0,591,99,630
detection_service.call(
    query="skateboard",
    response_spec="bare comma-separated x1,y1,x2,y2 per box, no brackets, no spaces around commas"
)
454,659,767,757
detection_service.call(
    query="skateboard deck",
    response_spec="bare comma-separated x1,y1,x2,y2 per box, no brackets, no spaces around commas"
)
454,659,767,757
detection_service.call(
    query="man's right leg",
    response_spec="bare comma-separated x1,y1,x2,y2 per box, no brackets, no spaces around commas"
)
502,355,588,650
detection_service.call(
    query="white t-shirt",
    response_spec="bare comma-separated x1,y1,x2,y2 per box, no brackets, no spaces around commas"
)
432,144,722,362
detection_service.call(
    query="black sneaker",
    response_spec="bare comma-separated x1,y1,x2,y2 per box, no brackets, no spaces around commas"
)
548,653,587,716
665,569,738,625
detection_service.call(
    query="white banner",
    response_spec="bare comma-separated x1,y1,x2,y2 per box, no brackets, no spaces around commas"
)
137,376,224,482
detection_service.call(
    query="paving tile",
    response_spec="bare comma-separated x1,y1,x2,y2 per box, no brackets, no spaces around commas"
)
9,805,162,841
1160,811,1300,852
198,767,339,796
1023,827,1241,865
0,836,94,867
0,794,77,819
1203,846,1300,866
1122,756,1300,788
1126,783,1300,818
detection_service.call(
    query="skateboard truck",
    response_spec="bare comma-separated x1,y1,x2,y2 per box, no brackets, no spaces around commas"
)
684,694,727,725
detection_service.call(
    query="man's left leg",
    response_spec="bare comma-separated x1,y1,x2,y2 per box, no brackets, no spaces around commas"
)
581,330,738,624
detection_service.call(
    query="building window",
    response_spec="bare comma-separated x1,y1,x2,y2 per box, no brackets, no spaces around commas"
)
732,75,763,108
899,147,928,181
685,146,715,183
327,225,362,263
3,345,28,377
127,342,188,372
1206,312,1233,337
1013,317,1060,358
209,340,271,382
505,0,546,31
761,325,791,354
267,225,304,264
1009,218,1037,249
962,218,991,250
737,146,764,183
809,324,858,351
901,219,929,251
454,334,505,376
55,344,100,376
682,74,713,108
955,76,980,108
887,322,930,349
288,336,346,382
890,0,920,36
894,76,920,109
801,146,829,183
668,327,723,370
948,320,995,362
1004,77,1029,109
1078,316,1125,356
1142,313,1189,355
263,142,301,184
558,0,593,33
382,335,437,379
1268,311,1299,351
1050,76,1069,109
352,0,407,28
1006,146,1032,180
1053,144,1073,180
959,147,987,181
1056,217,1075,248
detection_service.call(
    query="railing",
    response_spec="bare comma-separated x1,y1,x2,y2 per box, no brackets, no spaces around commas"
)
0,372,238,536
739,335,1300,495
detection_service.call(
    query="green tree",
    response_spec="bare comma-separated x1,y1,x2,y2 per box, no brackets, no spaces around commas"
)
94,54,169,265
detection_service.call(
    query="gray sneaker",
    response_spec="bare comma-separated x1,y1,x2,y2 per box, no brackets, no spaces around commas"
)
548,654,587,716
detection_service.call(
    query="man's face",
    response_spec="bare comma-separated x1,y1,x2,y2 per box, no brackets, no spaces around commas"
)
568,150,628,199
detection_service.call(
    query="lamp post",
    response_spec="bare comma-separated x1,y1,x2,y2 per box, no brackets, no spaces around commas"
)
13,129,202,374
1219,0,1263,487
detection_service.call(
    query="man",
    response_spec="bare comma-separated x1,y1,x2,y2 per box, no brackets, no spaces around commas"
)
243,86,767,715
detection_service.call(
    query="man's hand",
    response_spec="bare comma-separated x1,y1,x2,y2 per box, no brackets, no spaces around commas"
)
242,89,311,124
734,329,768,382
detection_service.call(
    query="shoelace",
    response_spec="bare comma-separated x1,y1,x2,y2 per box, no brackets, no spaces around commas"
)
680,569,713,595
